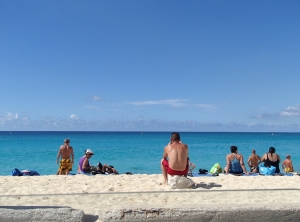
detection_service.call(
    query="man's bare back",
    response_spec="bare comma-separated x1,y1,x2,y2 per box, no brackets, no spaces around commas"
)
164,142,188,171
56,138,74,175
161,132,188,184
59,144,74,159
282,155,294,172
247,150,261,167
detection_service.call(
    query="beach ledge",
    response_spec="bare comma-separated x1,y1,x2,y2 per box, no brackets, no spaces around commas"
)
1,204,300,222
0,206,84,222
101,204,300,222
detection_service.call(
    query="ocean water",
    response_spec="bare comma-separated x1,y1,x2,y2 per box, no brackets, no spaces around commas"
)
1,131,300,176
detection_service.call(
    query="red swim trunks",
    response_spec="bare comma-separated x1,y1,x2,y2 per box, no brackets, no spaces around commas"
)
162,159,188,176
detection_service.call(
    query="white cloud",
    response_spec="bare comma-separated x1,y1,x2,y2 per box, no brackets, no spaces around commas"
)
0,112,18,122
70,114,78,120
280,105,300,117
127,99,216,109
127,99,188,107
1,113,300,132
92,96,103,101
253,105,300,119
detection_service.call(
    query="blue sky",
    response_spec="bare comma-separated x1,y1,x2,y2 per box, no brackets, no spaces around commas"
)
1,1,300,132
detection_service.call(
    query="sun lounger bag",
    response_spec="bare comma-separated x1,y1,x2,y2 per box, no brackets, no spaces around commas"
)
11,168,22,176
259,164,276,175
210,163,223,174
199,169,208,174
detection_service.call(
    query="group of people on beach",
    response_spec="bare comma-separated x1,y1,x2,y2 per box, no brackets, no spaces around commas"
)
224,146,294,175
56,133,294,179
161,132,295,184
56,138,118,175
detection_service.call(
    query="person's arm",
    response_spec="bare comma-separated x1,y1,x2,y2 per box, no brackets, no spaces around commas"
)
82,158,90,171
225,155,230,174
71,149,74,165
261,154,266,162
247,156,251,168
282,160,286,170
189,162,196,171
278,155,281,163
291,160,294,172
56,148,61,164
239,155,247,174
257,156,261,165
162,146,168,160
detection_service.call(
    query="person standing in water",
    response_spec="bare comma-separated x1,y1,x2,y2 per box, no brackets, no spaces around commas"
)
56,138,74,175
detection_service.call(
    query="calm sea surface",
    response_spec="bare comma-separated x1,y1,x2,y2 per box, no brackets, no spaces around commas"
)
1,131,300,175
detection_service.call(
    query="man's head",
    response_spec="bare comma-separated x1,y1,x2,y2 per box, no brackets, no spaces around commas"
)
252,149,256,154
230,146,238,153
64,138,70,144
286,154,291,159
171,132,180,142
85,149,94,158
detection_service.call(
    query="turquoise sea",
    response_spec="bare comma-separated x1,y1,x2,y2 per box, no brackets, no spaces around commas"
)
1,131,300,176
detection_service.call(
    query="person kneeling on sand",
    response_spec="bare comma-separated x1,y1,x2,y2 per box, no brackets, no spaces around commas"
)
161,132,189,184
282,154,294,173
224,146,247,175
78,149,95,174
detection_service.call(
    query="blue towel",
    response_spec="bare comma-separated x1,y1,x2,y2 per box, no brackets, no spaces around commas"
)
191,173,215,177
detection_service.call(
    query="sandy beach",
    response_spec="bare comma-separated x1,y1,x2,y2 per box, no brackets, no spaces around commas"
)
1,174,300,220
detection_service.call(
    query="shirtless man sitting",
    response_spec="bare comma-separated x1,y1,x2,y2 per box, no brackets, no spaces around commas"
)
56,138,74,175
282,154,294,173
247,149,261,173
161,132,188,184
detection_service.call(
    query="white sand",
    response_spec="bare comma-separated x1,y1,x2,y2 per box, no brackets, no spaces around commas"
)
1,174,300,217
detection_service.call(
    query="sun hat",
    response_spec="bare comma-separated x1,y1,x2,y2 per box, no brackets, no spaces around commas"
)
85,149,94,155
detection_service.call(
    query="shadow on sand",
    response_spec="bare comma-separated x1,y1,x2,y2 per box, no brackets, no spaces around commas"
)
193,182,222,189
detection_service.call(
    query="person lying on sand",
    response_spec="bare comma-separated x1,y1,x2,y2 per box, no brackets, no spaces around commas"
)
96,162,119,174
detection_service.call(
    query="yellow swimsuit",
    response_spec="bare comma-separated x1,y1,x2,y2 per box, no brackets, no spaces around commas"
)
59,159,73,171
284,168,292,173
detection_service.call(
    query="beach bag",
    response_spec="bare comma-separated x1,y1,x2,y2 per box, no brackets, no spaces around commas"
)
198,169,208,174
210,163,223,174
259,164,276,175
29,170,40,176
11,168,22,176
